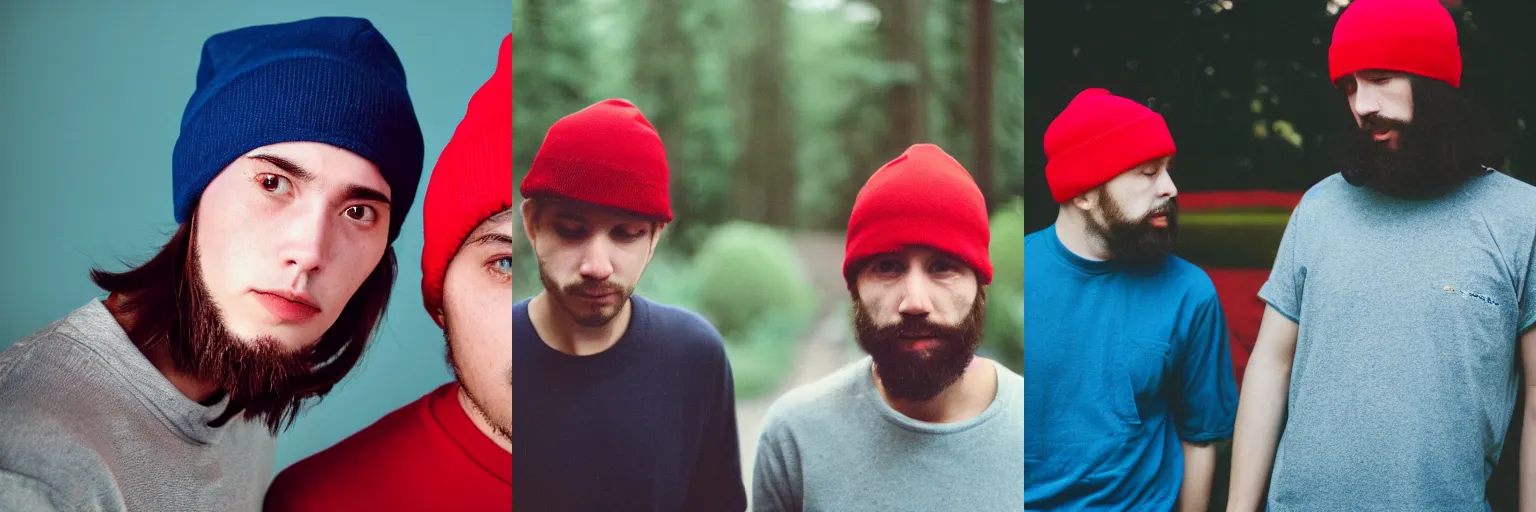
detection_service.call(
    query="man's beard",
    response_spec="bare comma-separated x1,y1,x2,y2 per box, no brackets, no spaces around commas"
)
1339,77,1501,199
1089,195,1178,268
445,329,513,443
537,261,632,328
1340,113,1467,198
177,242,312,425
853,289,985,402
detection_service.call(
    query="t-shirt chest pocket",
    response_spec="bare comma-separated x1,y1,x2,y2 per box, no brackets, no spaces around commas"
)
1110,334,1171,426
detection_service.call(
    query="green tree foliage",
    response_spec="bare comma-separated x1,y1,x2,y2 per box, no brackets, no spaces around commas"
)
514,0,1025,237
1023,0,1532,233
692,222,817,340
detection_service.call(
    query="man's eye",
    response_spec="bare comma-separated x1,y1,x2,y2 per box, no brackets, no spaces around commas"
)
344,205,376,222
258,174,291,194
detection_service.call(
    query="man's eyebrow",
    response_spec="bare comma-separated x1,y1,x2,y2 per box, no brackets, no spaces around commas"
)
248,154,391,207
343,185,392,207
247,154,315,182
465,233,516,248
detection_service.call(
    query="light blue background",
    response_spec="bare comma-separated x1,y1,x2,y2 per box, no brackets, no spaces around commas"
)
0,1,511,473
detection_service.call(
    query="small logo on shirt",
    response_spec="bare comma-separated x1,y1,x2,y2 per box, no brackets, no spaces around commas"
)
1443,285,1500,307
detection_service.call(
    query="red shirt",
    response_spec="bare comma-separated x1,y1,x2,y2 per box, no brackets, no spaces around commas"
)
265,382,511,511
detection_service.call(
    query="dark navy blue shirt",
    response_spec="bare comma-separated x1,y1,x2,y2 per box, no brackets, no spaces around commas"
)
513,295,746,511
1025,224,1238,510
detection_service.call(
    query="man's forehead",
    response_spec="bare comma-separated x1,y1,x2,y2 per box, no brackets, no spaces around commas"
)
470,209,516,236
872,245,958,260
542,198,655,223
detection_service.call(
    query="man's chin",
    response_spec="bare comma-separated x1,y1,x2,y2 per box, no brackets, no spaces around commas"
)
218,321,318,354
553,294,625,328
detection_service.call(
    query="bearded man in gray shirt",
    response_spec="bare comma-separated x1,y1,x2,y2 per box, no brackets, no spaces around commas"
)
0,17,425,512
1226,1,1536,510
752,144,1024,512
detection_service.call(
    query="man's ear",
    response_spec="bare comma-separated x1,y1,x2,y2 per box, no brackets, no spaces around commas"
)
520,198,539,245
1070,190,1097,212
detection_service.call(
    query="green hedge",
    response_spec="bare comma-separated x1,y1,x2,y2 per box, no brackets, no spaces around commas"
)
1173,211,1291,269
986,198,1025,373
692,222,818,340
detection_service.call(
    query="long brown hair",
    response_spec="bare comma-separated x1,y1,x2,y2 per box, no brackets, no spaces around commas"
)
90,219,395,434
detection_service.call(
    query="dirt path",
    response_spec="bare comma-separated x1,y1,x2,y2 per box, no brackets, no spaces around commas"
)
735,232,858,502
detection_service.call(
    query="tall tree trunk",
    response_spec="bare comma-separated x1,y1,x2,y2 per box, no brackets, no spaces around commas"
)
881,0,926,153
970,0,995,210
731,0,796,227
634,0,696,223
944,0,972,164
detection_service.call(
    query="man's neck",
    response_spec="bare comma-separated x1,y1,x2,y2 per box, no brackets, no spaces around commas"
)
1054,208,1111,261
104,292,220,404
457,386,511,453
527,291,631,356
874,357,998,424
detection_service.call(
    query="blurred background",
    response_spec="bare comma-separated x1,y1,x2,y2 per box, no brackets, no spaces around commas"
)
513,0,1023,495
0,0,510,474
1024,1,1533,509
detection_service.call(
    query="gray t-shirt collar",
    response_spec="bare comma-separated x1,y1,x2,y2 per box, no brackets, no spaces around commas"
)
68,298,235,445
857,356,1014,435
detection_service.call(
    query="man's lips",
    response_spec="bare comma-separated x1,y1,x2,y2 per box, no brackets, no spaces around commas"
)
897,333,939,351
571,288,620,305
253,290,320,323
1149,214,1169,228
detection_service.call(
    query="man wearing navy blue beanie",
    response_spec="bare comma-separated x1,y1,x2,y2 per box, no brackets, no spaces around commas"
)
0,17,424,511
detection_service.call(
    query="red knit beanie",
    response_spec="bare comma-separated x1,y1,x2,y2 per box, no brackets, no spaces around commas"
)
421,34,512,322
519,99,672,222
1329,0,1461,88
843,144,991,287
1043,88,1176,204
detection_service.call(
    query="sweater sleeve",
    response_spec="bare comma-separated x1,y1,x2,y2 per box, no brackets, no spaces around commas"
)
683,350,747,512
750,402,802,512
0,469,65,512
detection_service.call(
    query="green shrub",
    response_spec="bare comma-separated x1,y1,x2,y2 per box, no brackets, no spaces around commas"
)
985,198,1025,373
635,251,702,312
1174,211,1291,269
692,222,818,340
723,311,804,400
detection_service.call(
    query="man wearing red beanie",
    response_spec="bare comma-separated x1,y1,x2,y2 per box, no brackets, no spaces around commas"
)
514,99,746,511
1228,1,1529,510
1025,88,1238,511
262,34,512,511
752,144,1023,511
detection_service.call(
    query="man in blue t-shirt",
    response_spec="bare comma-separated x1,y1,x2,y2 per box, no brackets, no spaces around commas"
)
1025,88,1239,511
513,99,746,511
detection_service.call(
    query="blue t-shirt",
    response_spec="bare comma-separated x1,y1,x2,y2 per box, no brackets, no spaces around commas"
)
1025,224,1238,511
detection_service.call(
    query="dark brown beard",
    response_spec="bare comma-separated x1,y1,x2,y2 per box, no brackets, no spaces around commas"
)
536,260,632,328
1338,75,1503,199
178,239,313,422
1089,194,1178,268
853,287,986,402
90,218,396,434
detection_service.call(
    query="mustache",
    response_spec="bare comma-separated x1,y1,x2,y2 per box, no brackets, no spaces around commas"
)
1141,198,1178,223
562,280,623,297
875,315,961,340
1360,113,1411,133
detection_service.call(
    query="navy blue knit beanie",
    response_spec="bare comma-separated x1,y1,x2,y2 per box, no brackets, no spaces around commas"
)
172,17,425,243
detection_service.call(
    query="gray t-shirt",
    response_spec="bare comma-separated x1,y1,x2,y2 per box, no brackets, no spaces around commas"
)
0,299,275,512
1259,172,1536,511
752,356,1024,512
